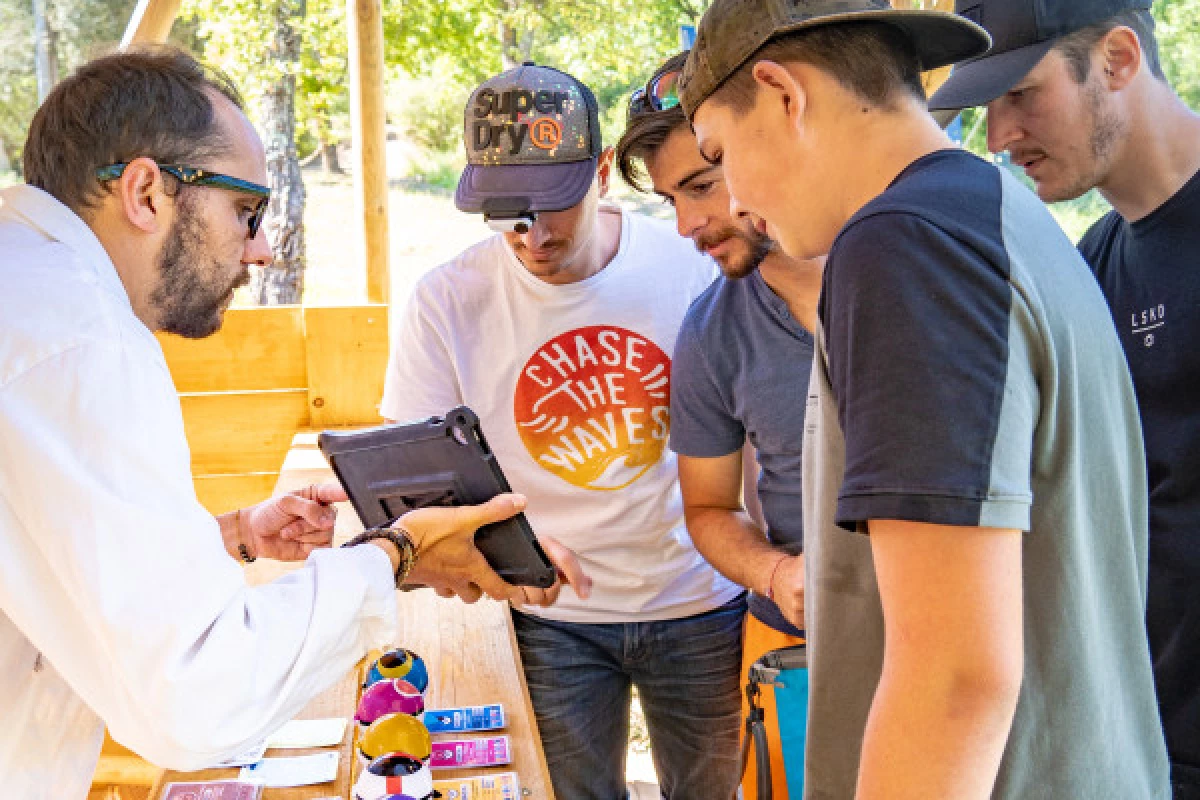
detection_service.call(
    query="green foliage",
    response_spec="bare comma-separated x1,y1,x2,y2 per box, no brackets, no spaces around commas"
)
0,0,136,172
384,0,705,152
0,0,36,169
402,148,467,192
180,0,347,156
1155,0,1200,110
391,63,470,153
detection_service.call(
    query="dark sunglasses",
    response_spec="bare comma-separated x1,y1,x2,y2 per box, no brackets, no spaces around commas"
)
96,161,271,240
628,69,683,119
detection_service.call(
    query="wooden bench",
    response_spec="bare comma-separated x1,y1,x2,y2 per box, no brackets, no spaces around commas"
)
158,303,390,515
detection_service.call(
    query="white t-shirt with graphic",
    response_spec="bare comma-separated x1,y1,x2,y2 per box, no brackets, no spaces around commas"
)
380,208,740,623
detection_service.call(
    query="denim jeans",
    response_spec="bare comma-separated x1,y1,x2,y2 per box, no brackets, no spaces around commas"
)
512,595,747,800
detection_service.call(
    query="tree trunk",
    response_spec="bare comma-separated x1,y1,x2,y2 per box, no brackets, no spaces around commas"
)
499,19,520,70
251,0,307,306
320,141,342,175
311,114,343,175
32,0,58,101
498,0,539,69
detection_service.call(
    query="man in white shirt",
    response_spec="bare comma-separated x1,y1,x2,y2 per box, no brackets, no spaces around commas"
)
381,63,745,799
0,48,578,799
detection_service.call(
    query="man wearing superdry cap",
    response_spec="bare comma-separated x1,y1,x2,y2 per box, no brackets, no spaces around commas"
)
679,1,1169,798
931,6,1200,794
381,64,745,799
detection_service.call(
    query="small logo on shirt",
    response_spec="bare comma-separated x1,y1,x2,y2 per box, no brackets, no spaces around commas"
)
1131,303,1165,348
514,326,671,490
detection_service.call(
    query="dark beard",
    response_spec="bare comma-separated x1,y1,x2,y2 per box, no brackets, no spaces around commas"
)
695,226,774,280
151,195,249,339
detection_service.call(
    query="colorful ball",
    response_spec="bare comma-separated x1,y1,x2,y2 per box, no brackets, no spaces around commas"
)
364,648,429,693
356,679,425,726
352,752,434,800
358,712,432,763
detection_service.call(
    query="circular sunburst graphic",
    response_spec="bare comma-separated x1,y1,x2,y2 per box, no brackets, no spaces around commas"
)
514,326,671,490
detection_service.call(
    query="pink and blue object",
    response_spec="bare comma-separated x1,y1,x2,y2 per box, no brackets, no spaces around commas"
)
364,648,429,694
356,679,426,726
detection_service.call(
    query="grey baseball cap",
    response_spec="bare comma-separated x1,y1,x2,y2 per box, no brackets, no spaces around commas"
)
929,0,1153,112
678,0,992,119
455,63,603,215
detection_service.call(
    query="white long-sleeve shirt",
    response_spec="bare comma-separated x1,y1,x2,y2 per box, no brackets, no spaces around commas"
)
0,185,398,799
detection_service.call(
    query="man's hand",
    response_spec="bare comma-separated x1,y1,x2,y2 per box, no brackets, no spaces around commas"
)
231,483,347,562
509,535,593,608
770,554,805,629
403,498,592,607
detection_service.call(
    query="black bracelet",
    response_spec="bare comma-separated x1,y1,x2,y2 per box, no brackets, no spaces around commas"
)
342,521,417,588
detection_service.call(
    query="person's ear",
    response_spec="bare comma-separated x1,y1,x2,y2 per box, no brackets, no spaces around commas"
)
115,157,169,234
1099,25,1141,90
596,146,615,198
751,59,808,132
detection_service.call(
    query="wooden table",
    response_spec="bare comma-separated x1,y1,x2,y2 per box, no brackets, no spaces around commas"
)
151,434,554,799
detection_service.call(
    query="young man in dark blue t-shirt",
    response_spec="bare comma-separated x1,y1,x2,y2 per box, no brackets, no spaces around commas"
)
617,51,825,799
931,2,1200,795
680,1,1170,797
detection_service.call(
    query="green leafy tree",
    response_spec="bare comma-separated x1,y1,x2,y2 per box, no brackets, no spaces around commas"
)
182,0,333,302
0,0,137,173
385,0,705,159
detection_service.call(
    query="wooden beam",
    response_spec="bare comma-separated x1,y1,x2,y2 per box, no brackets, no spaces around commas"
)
120,0,183,47
193,473,281,515
156,306,308,393
347,0,391,305
181,389,311,474
90,755,161,787
304,304,389,427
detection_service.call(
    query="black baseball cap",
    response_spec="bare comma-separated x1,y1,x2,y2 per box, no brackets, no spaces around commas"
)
455,63,603,215
678,0,991,119
929,0,1153,111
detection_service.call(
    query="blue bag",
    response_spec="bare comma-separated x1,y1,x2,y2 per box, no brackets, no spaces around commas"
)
740,644,808,800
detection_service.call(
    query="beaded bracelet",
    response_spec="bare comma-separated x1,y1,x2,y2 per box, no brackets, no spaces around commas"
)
235,508,256,563
342,521,418,588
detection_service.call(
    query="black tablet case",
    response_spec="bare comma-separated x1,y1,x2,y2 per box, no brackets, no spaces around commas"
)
318,407,556,588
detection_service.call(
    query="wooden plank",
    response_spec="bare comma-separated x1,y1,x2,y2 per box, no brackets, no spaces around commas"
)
157,306,307,393
181,390,310,475
347,0,391,305
91,756,161,787
88,787,151,800
304,305,389,427
120,0,183,47
193,473,281,516
89,734,161,797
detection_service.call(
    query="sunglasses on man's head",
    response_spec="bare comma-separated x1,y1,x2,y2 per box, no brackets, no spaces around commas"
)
95,161,271,240
628,69,683,119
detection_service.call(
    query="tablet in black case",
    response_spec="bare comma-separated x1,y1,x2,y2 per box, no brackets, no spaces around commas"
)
318,407,556,588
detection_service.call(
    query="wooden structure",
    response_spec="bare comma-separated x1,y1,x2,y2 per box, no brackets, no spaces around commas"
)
157,304,389,514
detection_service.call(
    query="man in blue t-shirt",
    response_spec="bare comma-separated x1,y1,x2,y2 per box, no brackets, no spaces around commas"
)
680,1,1170,798
931,3,1200,794
617,51,825,799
